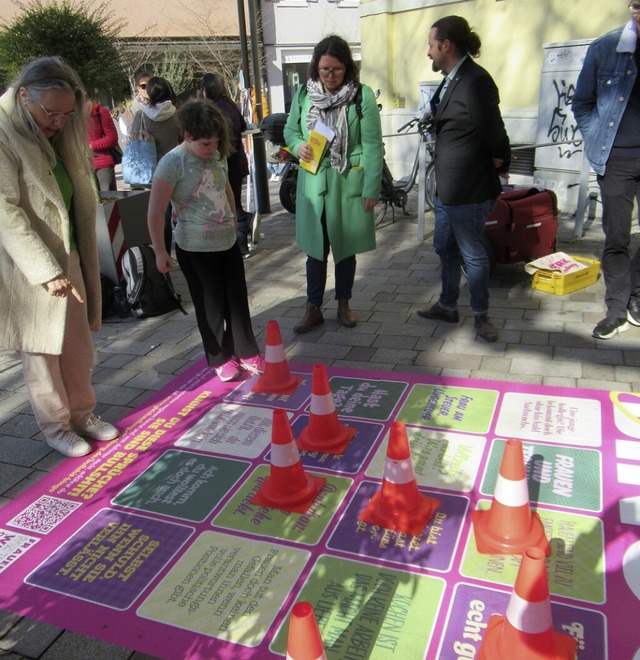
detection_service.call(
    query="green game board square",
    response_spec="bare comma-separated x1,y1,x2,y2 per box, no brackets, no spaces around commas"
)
481,439,602,512
213,465,352,545
398,384,498,434
365,427,486,492
113,450,250,522
329,377,408,421
460,501,605,604
137,531,310,647
270,555,445,659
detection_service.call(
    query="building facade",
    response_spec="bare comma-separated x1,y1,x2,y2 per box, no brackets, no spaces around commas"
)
359,0,626,213
260,0,361,113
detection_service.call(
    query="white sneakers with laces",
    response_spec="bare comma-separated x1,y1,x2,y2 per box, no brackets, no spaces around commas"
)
72,415,119,442
46,416,119,458
46,431,92,458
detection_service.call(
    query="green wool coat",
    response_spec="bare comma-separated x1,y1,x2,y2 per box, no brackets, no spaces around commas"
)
284,84,383,263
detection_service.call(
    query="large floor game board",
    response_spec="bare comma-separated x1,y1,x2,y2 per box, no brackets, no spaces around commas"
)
1,358,639,659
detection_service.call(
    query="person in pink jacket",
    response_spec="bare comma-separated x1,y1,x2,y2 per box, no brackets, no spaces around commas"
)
86,100,119,191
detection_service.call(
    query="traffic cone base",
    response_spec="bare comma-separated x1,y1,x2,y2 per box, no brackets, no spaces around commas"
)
286,601,327,660
359,421,440,536
297,364,356,455
472,507,550,555
252,472,326,514
298,422,356,455
252,320,302,395
472,439,550,556
251,408,326,513
477,613,577,660
360,488,439,537
252,370,302,395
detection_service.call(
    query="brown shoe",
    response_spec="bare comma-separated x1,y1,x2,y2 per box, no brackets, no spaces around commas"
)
417,302,459,323
474,313,498,342
337,299,357,328
294,304,324,334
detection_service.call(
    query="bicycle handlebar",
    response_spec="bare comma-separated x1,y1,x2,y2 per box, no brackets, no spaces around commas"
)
397,113,434,139
397,117,419,133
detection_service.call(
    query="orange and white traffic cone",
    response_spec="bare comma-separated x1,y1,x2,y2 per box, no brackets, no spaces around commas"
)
286,602,327,660
359,421,439,536
252,320,302,395
251,409,326,513
297,364,356,455
472,439,550,556
477,547,577,660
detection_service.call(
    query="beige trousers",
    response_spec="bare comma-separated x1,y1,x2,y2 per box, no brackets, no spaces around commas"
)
20,252,97,440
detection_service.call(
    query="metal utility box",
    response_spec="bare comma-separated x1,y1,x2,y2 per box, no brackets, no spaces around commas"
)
534,40,593,214
95,190,151,284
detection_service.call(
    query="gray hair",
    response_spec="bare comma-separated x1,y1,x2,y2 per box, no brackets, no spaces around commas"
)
11,56,89,169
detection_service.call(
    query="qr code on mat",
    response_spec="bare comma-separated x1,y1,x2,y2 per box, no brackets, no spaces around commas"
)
7,496,81,534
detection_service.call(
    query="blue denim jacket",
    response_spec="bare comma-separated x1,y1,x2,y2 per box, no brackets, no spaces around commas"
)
572,22,638,175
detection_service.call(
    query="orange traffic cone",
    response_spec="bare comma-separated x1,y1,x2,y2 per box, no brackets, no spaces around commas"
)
359,421,439,536
472,439,550,555
297,364,356,455
252,320,302,395
251,409,326,513
286,602,327,660
477,547,577,660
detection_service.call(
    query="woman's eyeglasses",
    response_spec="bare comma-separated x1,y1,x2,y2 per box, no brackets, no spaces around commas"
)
319,66,345,76
139,83,147,90
33,100,76,122
630,2,640,12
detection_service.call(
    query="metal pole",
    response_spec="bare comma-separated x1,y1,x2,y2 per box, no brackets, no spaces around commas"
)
247,0,271,214
417,138,427,242
236,0,250,89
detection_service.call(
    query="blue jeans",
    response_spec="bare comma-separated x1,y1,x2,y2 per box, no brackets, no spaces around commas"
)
598,156,640,318
433,197,495,315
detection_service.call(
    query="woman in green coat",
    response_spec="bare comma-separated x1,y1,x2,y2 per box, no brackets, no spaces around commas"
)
284,35,383,333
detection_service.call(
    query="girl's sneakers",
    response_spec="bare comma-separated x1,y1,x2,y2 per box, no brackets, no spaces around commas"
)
215,358,242,382
215,355,265,381
240,354,265,375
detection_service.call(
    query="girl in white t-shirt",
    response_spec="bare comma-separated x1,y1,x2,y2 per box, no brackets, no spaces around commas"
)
147,99,263,382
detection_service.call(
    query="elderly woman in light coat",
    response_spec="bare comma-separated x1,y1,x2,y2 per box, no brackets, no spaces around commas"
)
0,56,119,457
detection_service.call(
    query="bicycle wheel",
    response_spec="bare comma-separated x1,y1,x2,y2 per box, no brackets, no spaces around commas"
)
279,173,297,214
425,162,437,211
375,201,390,227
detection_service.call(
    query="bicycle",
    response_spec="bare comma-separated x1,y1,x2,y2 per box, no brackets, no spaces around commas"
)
375,112,437,227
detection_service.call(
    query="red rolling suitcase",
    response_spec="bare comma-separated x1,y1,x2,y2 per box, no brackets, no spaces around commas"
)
484,187,558,265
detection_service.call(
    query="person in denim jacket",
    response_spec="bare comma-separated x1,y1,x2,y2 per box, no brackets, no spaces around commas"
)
572,4,640,340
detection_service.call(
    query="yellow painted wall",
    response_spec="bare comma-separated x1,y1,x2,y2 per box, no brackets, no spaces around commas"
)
361,0,625,112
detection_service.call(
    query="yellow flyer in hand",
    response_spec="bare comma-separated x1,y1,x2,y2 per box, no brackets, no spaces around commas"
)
300,121,335,174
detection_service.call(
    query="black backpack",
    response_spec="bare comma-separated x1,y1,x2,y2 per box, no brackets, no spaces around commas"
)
121,244,187,319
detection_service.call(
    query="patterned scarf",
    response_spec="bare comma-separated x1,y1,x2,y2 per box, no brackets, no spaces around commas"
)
305,79,357,174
